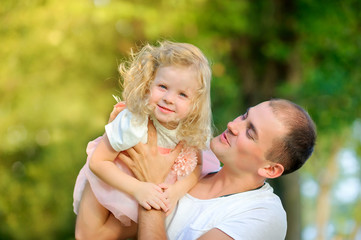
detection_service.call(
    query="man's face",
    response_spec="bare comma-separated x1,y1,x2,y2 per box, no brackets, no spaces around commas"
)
210,101,287,174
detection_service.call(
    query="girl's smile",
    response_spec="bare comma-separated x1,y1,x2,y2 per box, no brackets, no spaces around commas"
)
157,104,175,113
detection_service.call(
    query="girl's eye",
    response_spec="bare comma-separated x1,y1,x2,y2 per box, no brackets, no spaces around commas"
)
180,92,188,98
159,85,167,89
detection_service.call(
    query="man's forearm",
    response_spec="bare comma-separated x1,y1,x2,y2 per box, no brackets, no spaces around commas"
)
138,206,167,240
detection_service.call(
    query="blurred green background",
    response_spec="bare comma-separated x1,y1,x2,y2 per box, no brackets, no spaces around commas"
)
1,0,360,239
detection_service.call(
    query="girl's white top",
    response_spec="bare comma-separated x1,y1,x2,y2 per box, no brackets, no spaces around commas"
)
105,108,179,151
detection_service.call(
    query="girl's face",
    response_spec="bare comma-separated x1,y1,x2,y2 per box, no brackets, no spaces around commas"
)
149,66,199,129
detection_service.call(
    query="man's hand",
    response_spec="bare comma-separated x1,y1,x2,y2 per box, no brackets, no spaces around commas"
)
118,120,183,184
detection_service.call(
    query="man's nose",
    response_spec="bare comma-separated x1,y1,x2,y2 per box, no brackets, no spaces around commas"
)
227,120,239,135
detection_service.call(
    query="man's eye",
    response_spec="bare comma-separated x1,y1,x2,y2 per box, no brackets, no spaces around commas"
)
246,129,254,140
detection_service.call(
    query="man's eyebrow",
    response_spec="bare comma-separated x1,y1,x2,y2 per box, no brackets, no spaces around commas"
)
248,108,258,140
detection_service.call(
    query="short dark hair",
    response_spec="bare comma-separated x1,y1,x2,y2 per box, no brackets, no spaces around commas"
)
265,99,316,175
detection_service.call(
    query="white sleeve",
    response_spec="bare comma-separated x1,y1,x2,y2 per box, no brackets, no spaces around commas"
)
215,202,287,240
104,109,148,152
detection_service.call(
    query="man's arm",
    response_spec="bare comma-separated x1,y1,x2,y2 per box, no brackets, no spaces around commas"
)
198,229,233,240
118,121,182,239
138,206,167,240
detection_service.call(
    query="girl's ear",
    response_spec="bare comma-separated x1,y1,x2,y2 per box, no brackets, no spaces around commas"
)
258,163,284,179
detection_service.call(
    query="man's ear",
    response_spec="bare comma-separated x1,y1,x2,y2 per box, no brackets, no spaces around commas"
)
258,163,284,179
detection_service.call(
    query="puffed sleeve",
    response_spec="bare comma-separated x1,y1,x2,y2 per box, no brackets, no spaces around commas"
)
105,109,148,152
201,149,221,177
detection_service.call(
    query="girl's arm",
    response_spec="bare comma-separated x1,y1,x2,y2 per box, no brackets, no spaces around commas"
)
89,134,168,211
89,104,169,211
165,150,202,213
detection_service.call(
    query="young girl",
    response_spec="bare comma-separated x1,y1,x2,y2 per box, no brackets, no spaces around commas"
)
73,41,216,238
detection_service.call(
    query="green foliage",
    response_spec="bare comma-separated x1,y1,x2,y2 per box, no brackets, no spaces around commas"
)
0,1,120,239
279,0,361,132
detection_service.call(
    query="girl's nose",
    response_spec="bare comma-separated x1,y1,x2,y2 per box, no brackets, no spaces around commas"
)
163,92,174,104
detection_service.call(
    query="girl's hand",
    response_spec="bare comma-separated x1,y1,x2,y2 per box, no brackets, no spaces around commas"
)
163,185,180,215
134,181,169,212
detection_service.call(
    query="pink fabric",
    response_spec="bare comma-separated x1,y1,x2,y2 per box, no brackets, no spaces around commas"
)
201,149,222,177
73,136,219,226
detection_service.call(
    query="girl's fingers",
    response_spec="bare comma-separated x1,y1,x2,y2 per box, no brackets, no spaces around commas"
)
163,190,169,200
159,200,169,212
165,204,173,216
152,189,169,211
154,185,166,194
153,196,169,212
158,183,168,191
147,200,160,210
141,201,151,210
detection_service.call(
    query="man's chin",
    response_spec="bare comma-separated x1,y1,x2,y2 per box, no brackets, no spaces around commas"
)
209,138,220,153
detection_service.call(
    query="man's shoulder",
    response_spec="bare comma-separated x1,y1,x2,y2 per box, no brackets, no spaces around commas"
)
247,183,285,210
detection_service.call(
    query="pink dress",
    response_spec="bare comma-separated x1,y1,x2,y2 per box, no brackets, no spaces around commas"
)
73,109,221,226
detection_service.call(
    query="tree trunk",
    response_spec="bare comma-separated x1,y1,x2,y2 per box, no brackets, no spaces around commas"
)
315,141,340,240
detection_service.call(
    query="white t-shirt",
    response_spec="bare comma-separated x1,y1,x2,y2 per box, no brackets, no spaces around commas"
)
166,182,287,240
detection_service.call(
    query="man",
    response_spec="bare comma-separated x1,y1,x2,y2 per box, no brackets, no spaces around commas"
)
119,98,316,239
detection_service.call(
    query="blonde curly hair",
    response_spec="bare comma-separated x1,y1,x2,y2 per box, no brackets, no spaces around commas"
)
118,41,212,149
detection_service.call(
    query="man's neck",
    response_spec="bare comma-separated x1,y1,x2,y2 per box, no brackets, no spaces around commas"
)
189,168,265,199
